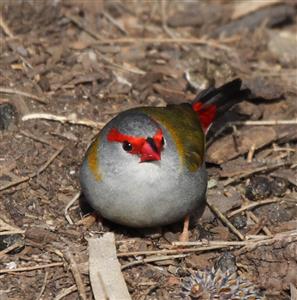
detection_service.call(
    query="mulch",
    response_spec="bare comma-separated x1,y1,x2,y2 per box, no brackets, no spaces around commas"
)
0,1,296,299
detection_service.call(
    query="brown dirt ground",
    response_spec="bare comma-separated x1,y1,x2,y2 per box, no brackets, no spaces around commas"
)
0,1,296,300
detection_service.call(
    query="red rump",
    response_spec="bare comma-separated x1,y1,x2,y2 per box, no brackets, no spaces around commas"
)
192,102,217,131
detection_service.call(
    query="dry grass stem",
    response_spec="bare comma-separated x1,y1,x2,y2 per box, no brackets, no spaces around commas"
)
64,192,81,225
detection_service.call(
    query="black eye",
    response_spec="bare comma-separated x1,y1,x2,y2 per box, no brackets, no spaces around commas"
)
122,141,132,152
161,137,165,145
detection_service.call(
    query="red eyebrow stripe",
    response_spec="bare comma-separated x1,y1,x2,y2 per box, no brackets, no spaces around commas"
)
107,128,134,143
107,128,146,154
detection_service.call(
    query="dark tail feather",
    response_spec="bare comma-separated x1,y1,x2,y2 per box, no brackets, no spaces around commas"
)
192,78,251,130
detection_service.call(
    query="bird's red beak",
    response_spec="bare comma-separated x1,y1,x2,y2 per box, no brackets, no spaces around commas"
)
140,139,161,162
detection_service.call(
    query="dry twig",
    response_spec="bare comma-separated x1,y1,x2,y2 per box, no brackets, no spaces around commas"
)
0,146,64,192
247,211,272,236
223,160,295,186
0,14,14,37
207,201,245,240
234,229,297,255
102,10,128,35
37,146,64,174
20,130,59,149
54,285,78,300
0,242,23,259
172,240,254,247
36,271,49,300
94,37,232,51
230,119,297,126
121,254,188,270
65,12,103,40
227,198,281,218
64,250,87,300
117,245,225,258
0,262,63,274
0,87,47,104
0,218,24,236
22,113,104,128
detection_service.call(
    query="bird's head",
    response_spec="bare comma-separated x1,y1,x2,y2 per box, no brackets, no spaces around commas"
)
107,127,164,162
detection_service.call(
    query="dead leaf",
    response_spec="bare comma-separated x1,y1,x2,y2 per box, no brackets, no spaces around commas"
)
207,126,277,164
232,0,283,20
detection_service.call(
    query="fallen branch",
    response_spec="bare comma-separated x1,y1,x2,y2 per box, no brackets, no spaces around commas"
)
0,262,64,274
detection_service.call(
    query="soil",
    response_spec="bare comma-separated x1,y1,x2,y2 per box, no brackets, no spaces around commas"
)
0,1,296,300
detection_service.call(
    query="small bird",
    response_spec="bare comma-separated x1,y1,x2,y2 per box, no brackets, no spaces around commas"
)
80,79,250,240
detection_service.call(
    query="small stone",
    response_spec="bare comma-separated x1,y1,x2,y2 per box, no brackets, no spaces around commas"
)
231,214,247,229
270,177,288,197
245,176,271,201
215,252,237,273
163,231,179,243
0,234,24,254
268,30,297,67
38,75,51,91
0,103,16,130
168,265,178,275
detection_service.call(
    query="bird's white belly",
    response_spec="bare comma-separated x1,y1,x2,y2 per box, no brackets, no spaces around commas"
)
81,159,207,227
